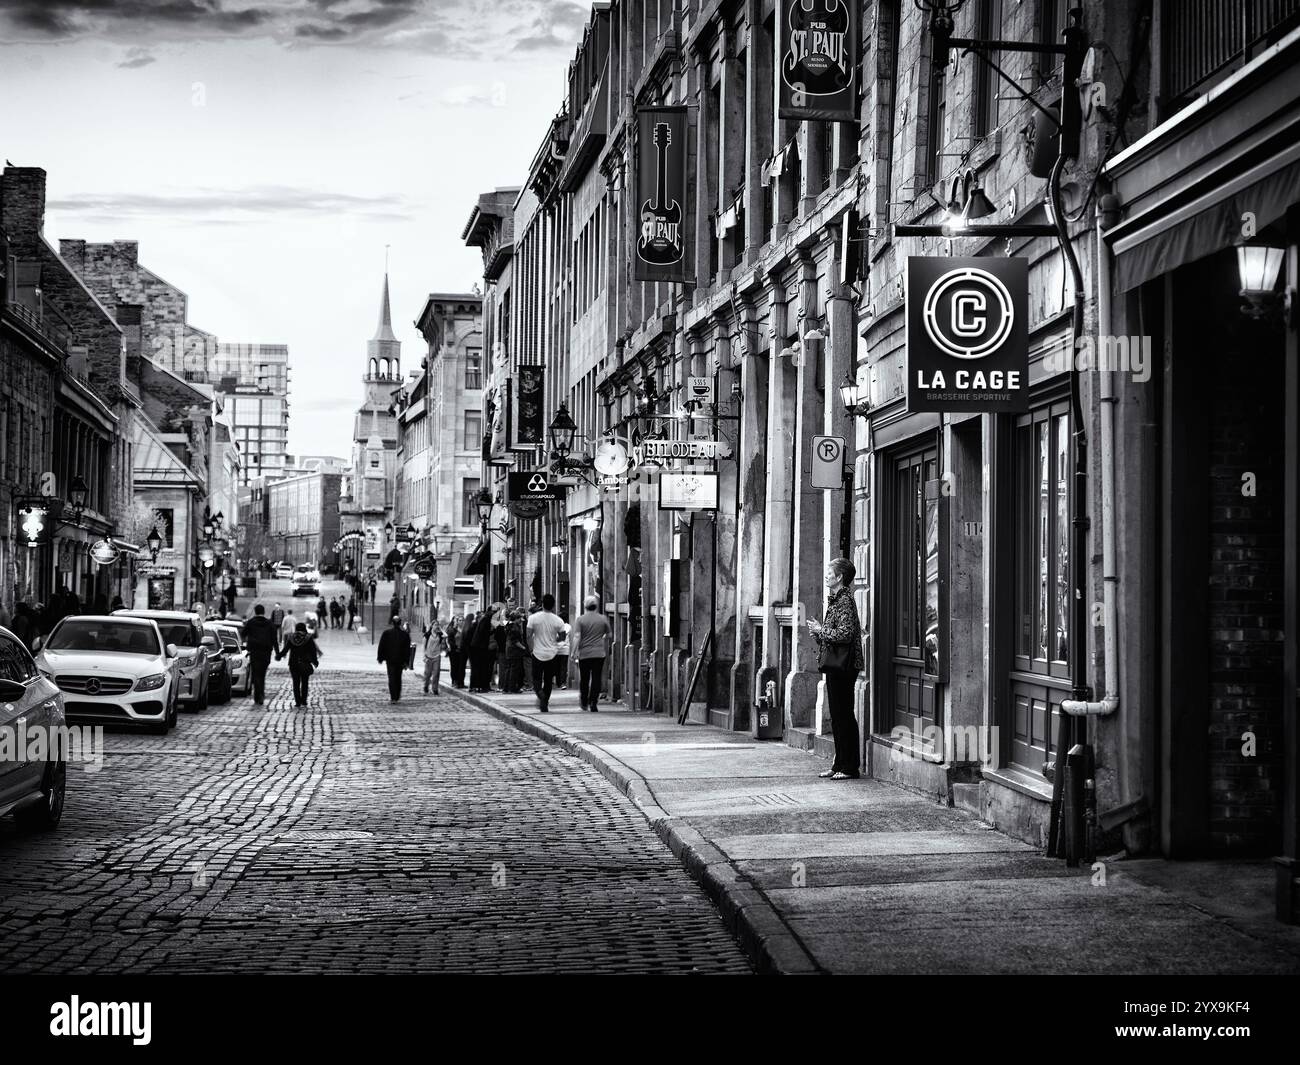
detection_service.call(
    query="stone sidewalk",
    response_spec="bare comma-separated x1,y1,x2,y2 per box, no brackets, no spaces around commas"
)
458,685,1300,975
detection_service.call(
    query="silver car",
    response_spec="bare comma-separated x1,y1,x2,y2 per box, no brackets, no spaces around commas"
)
0,624,67,829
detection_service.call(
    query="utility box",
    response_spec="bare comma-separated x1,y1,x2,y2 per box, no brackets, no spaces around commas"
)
753,668,782,740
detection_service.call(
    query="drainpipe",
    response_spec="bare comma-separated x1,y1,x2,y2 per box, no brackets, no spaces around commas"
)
1061,214,1120,721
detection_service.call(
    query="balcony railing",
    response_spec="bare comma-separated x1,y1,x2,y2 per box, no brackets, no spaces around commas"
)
4,300,69,354
1164,0,1300,109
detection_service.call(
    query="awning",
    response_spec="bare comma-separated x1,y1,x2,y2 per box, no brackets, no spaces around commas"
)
1104,24,1300,292
463,537,489,576
1110,149,1300,292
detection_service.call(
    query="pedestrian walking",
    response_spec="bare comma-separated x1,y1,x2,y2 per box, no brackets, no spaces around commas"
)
316,595,328,631
270,601,285,630
421,618,446,695
554,618,571,690
225,577,237,616
570,596,611,712
347,595,358,630
447,616,467,688
525,594,567,713
329,597,343,629
377,615,413,702
243,603,278,705
500,611,527,693
276,621,320,707
807,557,865,780
468,609,494,692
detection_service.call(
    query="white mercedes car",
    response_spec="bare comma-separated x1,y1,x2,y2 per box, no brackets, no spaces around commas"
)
34,615,179,734
291,564,321,597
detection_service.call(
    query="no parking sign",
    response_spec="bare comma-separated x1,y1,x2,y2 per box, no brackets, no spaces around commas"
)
811,435,845,489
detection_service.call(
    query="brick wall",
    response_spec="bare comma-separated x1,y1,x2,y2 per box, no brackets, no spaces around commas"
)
1207,337,1285,853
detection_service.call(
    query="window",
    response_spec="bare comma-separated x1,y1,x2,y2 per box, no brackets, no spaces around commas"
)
923,54,947,187
1037,0,1069,84
465,348,482,389
0,632,35,681
974,0,1002,139
463,411,482,450
461,478,481,527
1014,400,1071,670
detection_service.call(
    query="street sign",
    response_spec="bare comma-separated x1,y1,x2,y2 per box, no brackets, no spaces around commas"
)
90,539,120,565
659,472,719,511
507,470,565,501
811,434,846,489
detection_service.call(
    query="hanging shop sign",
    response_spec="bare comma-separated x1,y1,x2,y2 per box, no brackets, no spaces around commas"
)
15,499,53,549
511,365,546,449
508,499,549,519
413,555,437,579
778,0,858,122
636,438,730,463
597,474,629,492
686,376,714,405
593,439,630,476
658,472,719,511
489,385,512,464
635,107,692,283
906,256,1029,414
507,470,566,502
90,539,120,566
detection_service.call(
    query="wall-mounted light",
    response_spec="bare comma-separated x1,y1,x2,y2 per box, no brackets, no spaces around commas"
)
1237,239,1285,319
839,370,872,417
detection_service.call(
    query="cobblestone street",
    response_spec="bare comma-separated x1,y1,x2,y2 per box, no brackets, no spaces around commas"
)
0,667,751,974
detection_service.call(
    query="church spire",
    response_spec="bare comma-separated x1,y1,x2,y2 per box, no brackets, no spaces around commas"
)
372,271,398,344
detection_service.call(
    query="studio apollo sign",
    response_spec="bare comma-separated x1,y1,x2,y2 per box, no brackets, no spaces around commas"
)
906,257,1029,414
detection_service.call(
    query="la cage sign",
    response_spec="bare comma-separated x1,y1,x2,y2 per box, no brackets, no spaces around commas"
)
906,257,1029,414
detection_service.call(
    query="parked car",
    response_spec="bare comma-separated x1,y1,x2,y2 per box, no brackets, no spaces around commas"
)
113,610,209,711
210,622,250,697
33,615,177,735
291,564,321,597
273,562,294,580
199,628,233,704
0,624,67,828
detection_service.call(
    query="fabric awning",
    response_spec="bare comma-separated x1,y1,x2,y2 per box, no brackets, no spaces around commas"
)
463,537,489,576
1111,149,1300,292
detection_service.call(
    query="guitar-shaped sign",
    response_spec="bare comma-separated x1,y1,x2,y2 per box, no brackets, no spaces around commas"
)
782,0,853,98
638,122,684,266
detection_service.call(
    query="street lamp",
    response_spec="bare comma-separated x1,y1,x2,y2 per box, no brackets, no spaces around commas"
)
384,520,394,541
475,488,494,528
67,475,89,523
839,371,871,417
548,402,578,457
146,526,163,562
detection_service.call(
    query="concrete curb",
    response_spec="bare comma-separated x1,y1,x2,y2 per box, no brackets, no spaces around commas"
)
455,689,821,975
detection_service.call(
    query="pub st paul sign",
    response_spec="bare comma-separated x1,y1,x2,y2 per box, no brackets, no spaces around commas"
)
906,257,1029,414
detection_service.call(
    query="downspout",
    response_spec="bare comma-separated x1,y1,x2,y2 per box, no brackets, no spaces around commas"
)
1061,213,1120,721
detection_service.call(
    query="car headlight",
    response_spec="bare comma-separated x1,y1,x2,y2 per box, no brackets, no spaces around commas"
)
135,673,167,691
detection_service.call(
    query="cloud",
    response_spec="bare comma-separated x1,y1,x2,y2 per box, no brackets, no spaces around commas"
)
0,0,590,59
116,45,156,68
48,184,415,224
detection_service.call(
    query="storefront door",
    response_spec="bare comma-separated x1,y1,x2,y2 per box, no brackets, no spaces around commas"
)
883,441,939,744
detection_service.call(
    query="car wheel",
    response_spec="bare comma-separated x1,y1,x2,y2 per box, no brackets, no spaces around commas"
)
17,759,66,830
196,677,209,711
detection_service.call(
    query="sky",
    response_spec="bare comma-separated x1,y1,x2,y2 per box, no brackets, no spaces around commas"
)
0,0,590,457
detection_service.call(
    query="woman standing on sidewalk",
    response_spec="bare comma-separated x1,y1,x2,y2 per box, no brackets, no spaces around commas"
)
807,557,864,780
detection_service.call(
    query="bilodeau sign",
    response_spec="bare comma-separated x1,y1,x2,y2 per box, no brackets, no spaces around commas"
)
634,438,731,464
906,256,1029,413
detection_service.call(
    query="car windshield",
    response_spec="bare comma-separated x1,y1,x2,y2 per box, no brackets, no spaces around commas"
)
156,623,198,647
208,627,240,650
48,620,161,656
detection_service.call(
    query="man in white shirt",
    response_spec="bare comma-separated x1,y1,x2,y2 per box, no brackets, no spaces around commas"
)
525,593,568,713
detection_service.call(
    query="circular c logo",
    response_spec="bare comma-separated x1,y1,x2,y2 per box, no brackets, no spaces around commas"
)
922,267,1014,360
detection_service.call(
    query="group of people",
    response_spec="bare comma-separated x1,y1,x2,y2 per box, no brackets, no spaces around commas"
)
433,594,610,713
313,595,359,631
3,588,125,651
